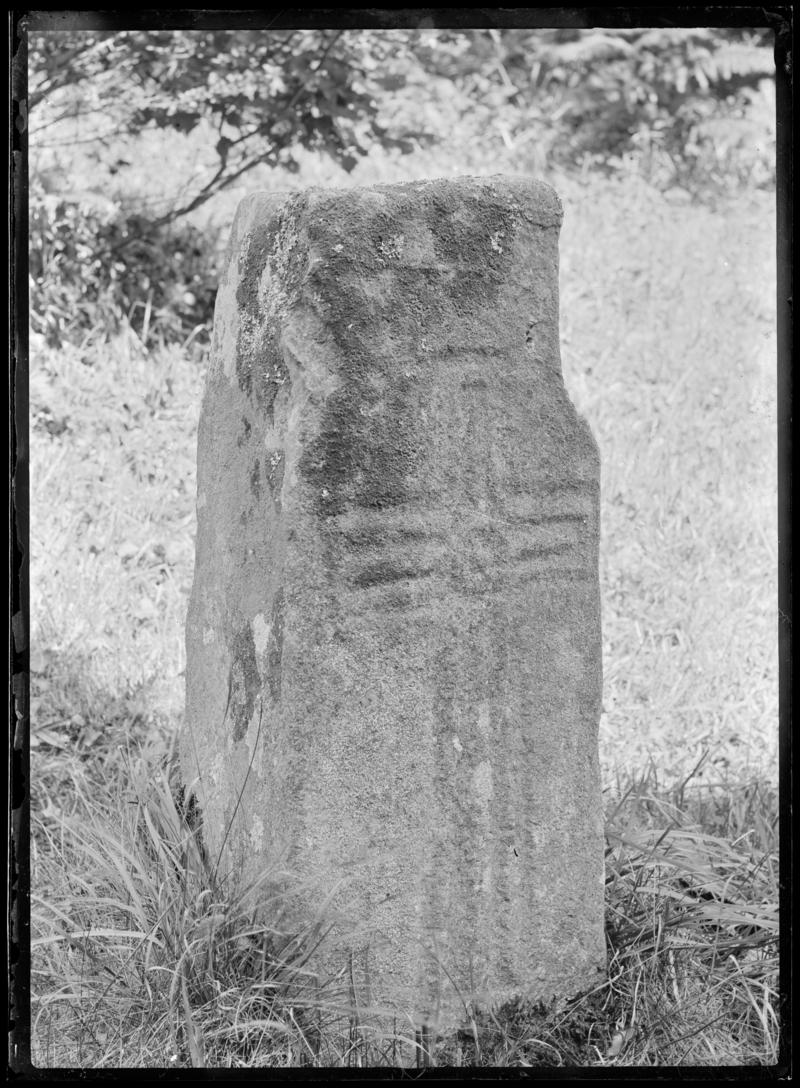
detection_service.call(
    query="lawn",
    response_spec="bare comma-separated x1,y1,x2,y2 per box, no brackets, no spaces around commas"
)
27,135,779,1066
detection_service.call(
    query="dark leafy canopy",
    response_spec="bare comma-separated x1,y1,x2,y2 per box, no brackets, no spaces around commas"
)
28,29,439,348
29,29,430,226
28,27,775,350
413,28,775,178
30,26,774,220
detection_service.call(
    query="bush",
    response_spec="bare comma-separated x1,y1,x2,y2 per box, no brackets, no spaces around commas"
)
412,27,776,201
29,179,219,351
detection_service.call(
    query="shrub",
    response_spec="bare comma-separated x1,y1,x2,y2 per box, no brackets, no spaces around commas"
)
29,178,219,351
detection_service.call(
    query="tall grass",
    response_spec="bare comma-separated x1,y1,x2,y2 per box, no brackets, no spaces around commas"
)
28,156,778,1065
32,748,333,1067
31,742,778,1067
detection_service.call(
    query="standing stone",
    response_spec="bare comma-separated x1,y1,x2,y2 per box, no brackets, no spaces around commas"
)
182,176,605,1033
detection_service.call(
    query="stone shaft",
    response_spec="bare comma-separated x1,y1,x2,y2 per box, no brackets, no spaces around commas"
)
183,176,605,1029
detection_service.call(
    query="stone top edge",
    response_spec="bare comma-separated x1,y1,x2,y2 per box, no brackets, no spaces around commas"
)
236,174,563,227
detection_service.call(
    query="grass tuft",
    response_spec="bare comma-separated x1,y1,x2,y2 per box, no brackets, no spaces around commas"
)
32,749,344,1068
31,744,778,1067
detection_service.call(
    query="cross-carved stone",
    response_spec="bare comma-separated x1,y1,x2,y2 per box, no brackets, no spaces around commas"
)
183,176,605,1034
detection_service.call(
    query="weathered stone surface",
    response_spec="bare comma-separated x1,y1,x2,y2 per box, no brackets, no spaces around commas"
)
182,176,605,1031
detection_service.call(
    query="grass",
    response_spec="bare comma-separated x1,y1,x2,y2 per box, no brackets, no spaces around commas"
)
32,747,365,1068
558,176,777,786
27,138,778,1065
30,743,778,1067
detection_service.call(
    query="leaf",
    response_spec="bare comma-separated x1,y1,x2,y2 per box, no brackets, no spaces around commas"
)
181,971,206,1067
33,928,165,947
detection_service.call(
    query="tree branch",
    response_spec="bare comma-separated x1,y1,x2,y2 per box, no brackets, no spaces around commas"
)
28,37,106,111
104,141,281,259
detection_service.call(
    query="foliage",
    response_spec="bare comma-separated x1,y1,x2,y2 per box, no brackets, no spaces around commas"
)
29,175,219,350
29,29,429,230
414,27,775,193
27,28,436,348
29,25,776,218
28,26,775,349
